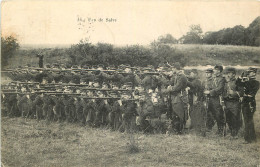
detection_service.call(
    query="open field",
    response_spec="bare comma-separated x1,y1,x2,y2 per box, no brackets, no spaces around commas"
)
6,44,260,68
1,94,260,167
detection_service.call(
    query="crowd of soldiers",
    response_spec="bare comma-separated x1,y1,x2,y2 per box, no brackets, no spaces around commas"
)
1,63,259,143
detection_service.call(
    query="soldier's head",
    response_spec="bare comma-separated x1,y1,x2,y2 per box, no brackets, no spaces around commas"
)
214,65,223,76
224,67,236,81
139,92,146,102
205,68,213,78
189,69,198,79
247,67,257,78
152,93,159,106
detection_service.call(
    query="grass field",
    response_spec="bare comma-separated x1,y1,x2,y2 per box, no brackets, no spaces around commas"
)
1,94,260,167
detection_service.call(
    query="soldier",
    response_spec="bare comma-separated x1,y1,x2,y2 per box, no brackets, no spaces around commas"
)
84,91,97,126
53,94,65,122
33,92,44,120
45,94,56,121
203,65,226,135
75,97,85,125
164,64,188,134
136,91,154,133
241,67,259,143
108,92,123,130
120,91,137,133
222,67,244,137
17,93,32,118
141,68,159,91
187,69,205,135
93,91,111,127
37,54,44,68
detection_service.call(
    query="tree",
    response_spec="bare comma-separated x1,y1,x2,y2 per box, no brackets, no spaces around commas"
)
245,16,260,46
181,25,203,44
1,36,20,69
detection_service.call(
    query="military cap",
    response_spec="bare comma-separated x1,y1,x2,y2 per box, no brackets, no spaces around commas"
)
143,67,153,72
214,65,223,72
109,91,119,98
45,64,51,68
125,64,131,68
224,67,236,74
92,65,98,69
247,67,257,73
205,68,213,73
190,69,198,74
119,64,126,69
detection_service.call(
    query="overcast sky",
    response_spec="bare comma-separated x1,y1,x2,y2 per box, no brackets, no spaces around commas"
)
1,0,260,46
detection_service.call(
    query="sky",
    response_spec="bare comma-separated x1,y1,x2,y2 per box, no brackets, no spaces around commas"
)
1,0,260,46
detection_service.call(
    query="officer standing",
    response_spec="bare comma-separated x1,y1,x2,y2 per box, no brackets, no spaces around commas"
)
204,65,226,135
165,63,188,134
37,54,44,68
241,67,259,143
223,67,244,137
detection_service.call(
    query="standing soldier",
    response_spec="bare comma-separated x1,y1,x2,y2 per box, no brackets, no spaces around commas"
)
84,91,97,126
17,93,32,118
53,94,64,122
108,92,123,130
37,54,44,68
120,92,137,133
164,64,188,134
187,69,205,135
203,65,226,135
75,97,85,125
43,94,55,121
241,67,259,143
33,92,44,120
222,67,244,137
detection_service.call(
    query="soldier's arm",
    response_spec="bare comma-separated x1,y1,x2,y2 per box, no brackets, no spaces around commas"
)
170,75,187,93
247,80,260,97
209,77,225,97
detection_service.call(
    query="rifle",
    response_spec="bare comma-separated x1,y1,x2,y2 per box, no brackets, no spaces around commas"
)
11,81,40,85
219,95,227,137
142,72,160,75
78,96,120,100
204,95,209,132
46,93,81,96
1,89,17,92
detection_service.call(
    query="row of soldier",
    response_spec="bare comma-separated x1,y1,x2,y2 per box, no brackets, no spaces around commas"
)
1,64,259,143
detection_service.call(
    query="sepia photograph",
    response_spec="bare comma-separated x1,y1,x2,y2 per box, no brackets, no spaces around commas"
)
1,0,260,166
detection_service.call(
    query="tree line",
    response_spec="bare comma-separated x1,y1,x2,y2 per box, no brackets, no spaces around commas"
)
157,16,259,46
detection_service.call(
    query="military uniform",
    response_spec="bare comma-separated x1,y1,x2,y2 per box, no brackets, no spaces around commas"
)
120,98,137,133
74,97,85,125
203,66,226,134
84,99,97,126
33,94,44,120
17,94,32,118
63,96,76,122
223,68,244,137
94,99,111,127
53,95,65,122
43,94,55,121
187,73,205,134
109,99,123,130
168,71,188,134
241,68,259,143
